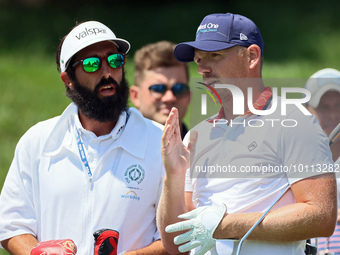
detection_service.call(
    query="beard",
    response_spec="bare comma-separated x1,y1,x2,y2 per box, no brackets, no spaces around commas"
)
66,73,129,123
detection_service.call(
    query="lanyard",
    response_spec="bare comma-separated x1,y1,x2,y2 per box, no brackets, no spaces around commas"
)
74,110,129,179
75,128,92,178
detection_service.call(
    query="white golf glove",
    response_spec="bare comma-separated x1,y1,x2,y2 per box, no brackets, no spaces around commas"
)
165,204,226,255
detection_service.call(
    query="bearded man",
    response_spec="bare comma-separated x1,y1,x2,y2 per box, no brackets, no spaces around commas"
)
0,21,169,255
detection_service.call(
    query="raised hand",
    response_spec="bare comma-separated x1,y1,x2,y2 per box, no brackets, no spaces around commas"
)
161,107,197,176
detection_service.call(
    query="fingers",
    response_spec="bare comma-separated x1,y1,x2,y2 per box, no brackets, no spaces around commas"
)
179,241,213,255
173,108,181,138
165,219,195,233
161,109,176,146
164,107,178,130
168,108,181,139
178,239,201,253
161,122,172,148
174,229,195,245
165,107,178,127
177,206,205,220
161,108,179,147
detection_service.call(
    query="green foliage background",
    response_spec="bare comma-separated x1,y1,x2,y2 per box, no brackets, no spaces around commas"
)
1,0,340,253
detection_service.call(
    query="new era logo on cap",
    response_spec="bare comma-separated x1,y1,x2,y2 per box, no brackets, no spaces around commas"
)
240,33,248,41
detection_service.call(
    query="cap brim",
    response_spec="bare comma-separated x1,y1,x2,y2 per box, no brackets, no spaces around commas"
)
174,41,238,62
308,84,340,108
113,39,130,54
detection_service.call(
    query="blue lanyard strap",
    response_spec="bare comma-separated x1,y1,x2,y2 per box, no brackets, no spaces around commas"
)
75,128,92,178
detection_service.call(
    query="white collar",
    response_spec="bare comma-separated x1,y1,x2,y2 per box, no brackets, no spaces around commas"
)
42,104,148,159
74,110,127,141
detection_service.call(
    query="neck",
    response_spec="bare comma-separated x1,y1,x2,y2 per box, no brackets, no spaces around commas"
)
78,111,116,137
222,80,266,122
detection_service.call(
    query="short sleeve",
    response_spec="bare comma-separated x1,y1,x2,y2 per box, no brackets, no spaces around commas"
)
281,111,333,184
0,133,37,242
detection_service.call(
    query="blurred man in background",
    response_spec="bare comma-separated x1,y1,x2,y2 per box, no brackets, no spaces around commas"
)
130,41,190,139
305,68,340,254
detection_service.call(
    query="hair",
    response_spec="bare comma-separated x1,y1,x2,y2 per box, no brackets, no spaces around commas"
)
56,21,87,80
134,40,189,85
56,32,78,80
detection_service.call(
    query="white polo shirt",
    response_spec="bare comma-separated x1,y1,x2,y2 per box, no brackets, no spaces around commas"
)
0,103,165,255
185,94,333,255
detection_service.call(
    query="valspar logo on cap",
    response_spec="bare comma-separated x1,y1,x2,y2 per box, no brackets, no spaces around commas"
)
75,27,108,40
60,21,130,72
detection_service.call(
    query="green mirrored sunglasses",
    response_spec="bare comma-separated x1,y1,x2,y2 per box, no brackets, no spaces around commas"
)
72,53,125,72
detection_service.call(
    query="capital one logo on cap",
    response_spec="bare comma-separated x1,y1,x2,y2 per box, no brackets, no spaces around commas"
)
196,23,220,35
75,27,107,40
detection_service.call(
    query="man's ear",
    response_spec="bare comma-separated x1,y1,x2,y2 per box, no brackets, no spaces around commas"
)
60,72,73,89
247,44,261,70
129,85,141,108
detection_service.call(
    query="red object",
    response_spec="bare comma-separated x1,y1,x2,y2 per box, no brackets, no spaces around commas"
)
30,239,77,255
93,229,119,255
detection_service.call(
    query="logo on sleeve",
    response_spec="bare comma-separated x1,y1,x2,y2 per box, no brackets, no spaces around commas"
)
124,164,145,184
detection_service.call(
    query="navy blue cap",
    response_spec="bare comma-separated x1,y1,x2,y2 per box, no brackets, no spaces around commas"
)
174,13,264,62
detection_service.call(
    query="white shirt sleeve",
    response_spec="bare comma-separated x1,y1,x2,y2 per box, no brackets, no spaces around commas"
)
0,131,37,242
280,110,333,184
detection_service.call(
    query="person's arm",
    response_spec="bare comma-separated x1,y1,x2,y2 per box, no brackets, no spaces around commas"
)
1,234,38,255
124,239,177,255
213,173,337,241
157,108,197,254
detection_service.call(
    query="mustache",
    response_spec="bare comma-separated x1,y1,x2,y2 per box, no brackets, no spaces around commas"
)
94,77,119,93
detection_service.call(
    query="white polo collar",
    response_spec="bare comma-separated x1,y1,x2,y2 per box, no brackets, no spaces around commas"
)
42,104,148,159
74,109,127,141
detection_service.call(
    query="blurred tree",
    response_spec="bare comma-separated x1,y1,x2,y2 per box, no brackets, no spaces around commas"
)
0,0,340,66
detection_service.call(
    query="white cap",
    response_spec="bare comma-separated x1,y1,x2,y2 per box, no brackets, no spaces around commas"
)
60,21,130,72
305,68,340,108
